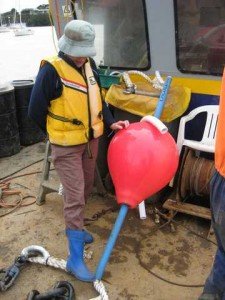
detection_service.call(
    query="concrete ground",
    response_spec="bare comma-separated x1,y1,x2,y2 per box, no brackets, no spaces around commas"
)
0,142,216,300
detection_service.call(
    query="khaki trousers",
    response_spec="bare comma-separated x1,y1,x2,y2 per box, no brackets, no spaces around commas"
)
51,139,99,229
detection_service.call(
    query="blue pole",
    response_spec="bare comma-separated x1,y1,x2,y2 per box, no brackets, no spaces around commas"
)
95,76,172,281
154,76,172,119
95,204,128,280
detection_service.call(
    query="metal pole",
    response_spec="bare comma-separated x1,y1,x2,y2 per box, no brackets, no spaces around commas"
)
154,76,172,118
95,204,128,280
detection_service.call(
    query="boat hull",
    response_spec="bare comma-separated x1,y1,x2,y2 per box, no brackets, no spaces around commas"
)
14,28,34,36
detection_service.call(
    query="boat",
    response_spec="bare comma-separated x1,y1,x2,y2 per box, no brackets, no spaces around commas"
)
13,2,34,36
10,22,25,29
14,27,34,36
9,7,21,29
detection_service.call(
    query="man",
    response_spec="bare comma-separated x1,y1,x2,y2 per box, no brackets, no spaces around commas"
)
29,20,129,282
199,70,225,300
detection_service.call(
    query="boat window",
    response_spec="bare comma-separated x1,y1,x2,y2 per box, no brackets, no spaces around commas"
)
74,0,150,70
174,0,225,76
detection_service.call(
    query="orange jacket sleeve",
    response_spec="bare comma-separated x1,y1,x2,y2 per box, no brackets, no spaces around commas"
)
215,69,225,177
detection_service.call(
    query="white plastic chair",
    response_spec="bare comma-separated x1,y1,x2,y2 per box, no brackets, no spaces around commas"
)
169,105,218,188
176,105,219,154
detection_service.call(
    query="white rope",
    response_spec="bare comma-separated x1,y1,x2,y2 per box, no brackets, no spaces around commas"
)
58,183,64,196
84,249,93,260
109,71,121,76
90,280,109,300
21,245,109,300
23,247,92,268
155,70,165,86
122,72,134,89
122,70,165,91
28,255,67,270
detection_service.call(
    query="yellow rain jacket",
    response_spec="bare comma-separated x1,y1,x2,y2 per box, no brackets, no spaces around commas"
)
42,56,103,146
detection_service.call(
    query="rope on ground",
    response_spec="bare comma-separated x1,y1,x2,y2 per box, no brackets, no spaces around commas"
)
2,168,55,184
0,182,36,217
0,158,44,181
0,161,55,217
21,245,109,300
90,280,109,300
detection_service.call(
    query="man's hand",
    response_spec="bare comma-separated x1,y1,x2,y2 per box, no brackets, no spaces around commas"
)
110,120,129,130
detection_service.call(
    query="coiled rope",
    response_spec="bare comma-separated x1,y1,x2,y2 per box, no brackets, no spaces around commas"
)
21,245,109,300
0,182,36,217
122,70,165,91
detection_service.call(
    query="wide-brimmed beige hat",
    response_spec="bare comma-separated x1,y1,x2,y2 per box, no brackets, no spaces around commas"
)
58,20,96,57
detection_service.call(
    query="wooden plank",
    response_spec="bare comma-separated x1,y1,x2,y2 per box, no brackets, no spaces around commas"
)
163,199,211,220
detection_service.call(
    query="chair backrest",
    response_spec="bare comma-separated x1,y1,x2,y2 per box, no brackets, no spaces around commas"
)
176,105,219,154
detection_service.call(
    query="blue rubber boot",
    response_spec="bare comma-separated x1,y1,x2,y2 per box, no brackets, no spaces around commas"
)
83,230,94,244
66,229,95,282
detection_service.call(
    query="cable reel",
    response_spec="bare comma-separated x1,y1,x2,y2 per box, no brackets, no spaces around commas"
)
178,148,215,199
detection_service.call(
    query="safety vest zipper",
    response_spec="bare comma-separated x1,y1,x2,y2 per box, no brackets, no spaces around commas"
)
82,66,92,140
82,66,93,158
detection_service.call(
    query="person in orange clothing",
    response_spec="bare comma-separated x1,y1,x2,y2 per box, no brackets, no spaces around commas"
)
199,70,225,300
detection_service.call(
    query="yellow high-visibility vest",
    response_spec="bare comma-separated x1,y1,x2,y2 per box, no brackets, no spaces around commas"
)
42,56,103,146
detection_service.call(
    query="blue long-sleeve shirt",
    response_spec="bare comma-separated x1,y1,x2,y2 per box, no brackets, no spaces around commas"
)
28,52,115,133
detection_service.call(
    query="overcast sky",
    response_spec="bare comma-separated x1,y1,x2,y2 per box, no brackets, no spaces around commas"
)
0,0,49,13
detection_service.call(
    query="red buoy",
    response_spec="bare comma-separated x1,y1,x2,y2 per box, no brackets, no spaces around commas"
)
108,121,179,208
